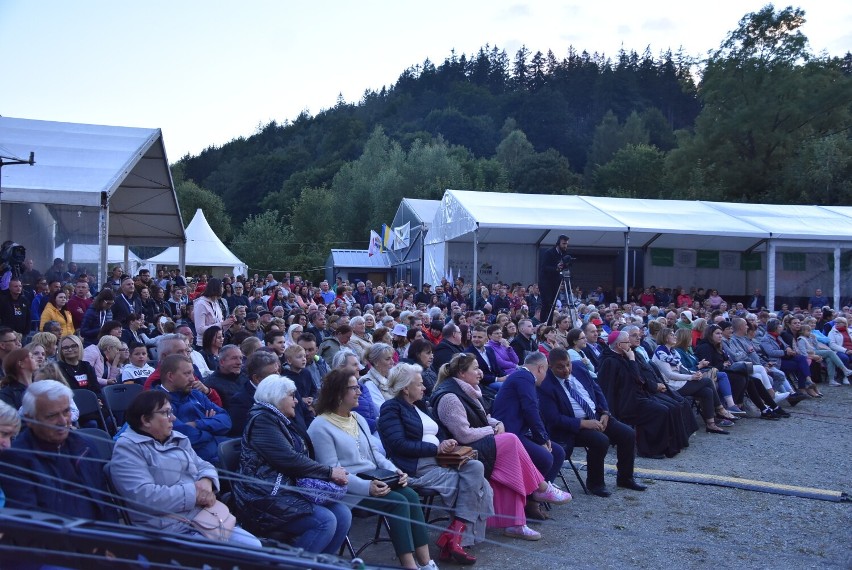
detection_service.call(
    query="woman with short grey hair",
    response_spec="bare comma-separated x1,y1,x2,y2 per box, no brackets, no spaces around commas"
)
235,375,351,554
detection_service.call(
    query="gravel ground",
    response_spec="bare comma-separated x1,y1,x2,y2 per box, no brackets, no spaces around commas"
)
348,385,852,569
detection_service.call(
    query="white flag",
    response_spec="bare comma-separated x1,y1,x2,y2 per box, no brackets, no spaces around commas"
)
368,230,382,257
393,222,410,250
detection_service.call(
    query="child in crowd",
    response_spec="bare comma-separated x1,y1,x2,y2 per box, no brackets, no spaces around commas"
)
121,342,155,384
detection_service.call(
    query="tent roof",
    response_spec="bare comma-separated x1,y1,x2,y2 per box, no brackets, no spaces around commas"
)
426,190,852,252
329,249,391,268
54,243,142,264
146,209,245,268
402,198,440,228
0,116,184,247
705,202,852,241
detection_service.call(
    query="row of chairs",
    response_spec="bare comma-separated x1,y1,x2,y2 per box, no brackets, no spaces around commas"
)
72,384,142,434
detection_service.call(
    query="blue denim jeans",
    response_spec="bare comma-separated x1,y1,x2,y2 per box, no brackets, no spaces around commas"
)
288,500,352,554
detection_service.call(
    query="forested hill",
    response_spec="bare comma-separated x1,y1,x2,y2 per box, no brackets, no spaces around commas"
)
173,5,851,277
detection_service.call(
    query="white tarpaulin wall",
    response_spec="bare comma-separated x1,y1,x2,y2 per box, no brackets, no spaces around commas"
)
0,116,185,284
424,189,852,310
146,209,247,277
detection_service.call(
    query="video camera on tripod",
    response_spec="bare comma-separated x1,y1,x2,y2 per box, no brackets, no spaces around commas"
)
0,241,26,279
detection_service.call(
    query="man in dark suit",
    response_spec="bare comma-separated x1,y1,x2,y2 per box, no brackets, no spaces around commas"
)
538,348,645,497
747,288,766,312
580,321,606,370
466,325,506,389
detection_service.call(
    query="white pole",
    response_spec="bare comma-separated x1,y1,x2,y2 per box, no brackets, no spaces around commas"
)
472,229,478,311
767,241,776,312
833,247,841,310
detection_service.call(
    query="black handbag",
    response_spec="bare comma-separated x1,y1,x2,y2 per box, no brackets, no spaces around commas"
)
356,468,401,489
726,361,753,375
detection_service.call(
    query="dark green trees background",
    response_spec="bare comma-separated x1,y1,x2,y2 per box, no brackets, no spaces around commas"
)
172,5,852,278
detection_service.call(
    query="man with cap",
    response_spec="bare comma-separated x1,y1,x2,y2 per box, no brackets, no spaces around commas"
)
244,312,264,340
538,235,570,325
414,283,432,306
258,309,274,332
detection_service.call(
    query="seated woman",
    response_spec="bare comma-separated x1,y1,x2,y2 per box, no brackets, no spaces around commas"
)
406,340,437,398
234,375,351,554
199,325,225,372
357,343,396,425
109,390,261,547
566,328,596,378
80,289,115,347
760,319,821,398
378,363,493,565
0,349,37,409
432,353,569,542
308,370,439,570
40,290,75,337
697,326,788,420
671,328,742,416
536,326,557,359
651,328,734,434
82,334,123,386
798,323,852,386
486,325,518,375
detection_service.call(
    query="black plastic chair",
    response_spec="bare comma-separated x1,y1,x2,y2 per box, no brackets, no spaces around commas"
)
557,445,589,495
73,389,110,433
217,439,241,501
76,427,114,460
102,383,142,428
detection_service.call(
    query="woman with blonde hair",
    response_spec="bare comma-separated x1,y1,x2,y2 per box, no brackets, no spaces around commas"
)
30,332,58,363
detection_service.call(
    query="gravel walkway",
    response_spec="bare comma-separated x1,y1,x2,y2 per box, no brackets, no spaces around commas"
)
348,385,852,569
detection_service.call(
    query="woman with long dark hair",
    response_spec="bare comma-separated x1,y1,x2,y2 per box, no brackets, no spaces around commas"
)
193,278,234,348
40,289,75,337
80,289,115,346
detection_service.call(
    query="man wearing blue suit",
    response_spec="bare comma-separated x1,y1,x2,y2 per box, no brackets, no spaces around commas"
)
538,348,645,497
466,325,506,389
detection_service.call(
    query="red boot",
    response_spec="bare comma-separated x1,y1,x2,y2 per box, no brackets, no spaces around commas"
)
436,519,476,565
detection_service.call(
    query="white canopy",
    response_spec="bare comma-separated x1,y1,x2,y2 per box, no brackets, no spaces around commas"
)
424,189,852,309
146,209,247,277
0,116,185,283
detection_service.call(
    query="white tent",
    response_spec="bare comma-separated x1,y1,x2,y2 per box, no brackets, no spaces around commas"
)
424,190,852,310
146,209,247,277
0,117,185,284
53,243,146,277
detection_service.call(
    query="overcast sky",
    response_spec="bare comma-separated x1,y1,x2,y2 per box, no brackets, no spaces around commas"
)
1,1,849,159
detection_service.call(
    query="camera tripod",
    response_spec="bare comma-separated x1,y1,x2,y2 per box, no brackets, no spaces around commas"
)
546,268,579,327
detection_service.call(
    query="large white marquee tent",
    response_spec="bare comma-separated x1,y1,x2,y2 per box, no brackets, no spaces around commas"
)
0,117,185,283
424,190,852,311
146,209,247,277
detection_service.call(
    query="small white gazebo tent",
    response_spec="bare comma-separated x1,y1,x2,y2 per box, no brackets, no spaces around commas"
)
146,209,247,277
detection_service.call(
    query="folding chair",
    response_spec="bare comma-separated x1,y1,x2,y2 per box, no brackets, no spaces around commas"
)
557,445,589,495
216,439,241,501
73,389,109,433
102,383,142,428
340,509,392,558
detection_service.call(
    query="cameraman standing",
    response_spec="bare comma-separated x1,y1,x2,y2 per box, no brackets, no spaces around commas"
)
539,234,570,325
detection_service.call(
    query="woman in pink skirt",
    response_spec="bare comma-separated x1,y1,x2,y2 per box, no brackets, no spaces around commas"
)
431,353,571,541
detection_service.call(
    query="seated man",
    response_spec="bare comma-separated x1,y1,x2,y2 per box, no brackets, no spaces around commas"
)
539,348,644,497
156,354,231,464
228,349,281,437
0,380,119,521
491,351,567,519
465,325,506,390
202,344,246,409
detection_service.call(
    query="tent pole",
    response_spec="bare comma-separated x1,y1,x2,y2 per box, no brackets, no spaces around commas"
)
766,241,775,312
623,232,629,304
472,228,478,311
124,246,130,274
98,192,109,291
833,247,841,311
179,242,186,279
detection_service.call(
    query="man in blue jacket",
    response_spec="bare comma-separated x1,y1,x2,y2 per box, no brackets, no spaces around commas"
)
0,380,119,521
157,354,231,464
538,348,645,497
491,351,567,517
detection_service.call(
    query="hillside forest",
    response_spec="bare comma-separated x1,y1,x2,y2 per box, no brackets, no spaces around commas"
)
169,5,852,279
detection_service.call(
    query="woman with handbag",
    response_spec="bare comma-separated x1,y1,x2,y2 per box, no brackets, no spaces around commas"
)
108,390,261,547
377,363,493,565
432,353,570,542
308,369,439,570
234,375,351,554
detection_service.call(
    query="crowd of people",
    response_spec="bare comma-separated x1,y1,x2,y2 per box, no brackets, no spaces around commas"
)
0,254,850,567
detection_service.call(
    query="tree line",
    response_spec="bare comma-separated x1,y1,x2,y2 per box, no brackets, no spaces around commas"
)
170,5,852,279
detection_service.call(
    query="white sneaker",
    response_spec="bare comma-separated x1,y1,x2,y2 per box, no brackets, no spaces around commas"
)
828,380,842,387
418,560,439,570
843,378,851,385
773,391,791,404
